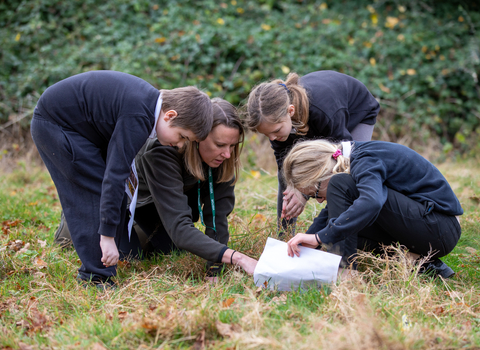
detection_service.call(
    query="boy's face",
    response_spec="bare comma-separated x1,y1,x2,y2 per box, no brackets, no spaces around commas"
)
156,110,197,148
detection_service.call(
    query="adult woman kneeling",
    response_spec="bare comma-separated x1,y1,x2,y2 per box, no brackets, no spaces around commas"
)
133,98,257,276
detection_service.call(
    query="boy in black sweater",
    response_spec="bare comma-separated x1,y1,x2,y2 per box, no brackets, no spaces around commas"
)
31,70,213,287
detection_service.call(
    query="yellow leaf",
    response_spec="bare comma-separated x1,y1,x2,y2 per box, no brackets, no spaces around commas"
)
421,45,427,53
385,16,399,28
206,91,212,97
250,170,261,179
458,16,464,22
220,2,227,8
281,65,290,74
10,191,16,196
236,7,244,14
367,5,375,13
28,201,38,206
231,0,237,5
222,298,235,307
397,34,405,41
406,69,416,75
195,34,201,42
15,33,21,41
379,83,390,93
253,213,266,222
398,5,406,12
319,3,328,10
152,4,159,10
348,37,355,45
363,41,372,48
261,24,271,31
440,55,445,61
369,57,376,66
217,18,225,25
370,13,378,25
154,37,166,44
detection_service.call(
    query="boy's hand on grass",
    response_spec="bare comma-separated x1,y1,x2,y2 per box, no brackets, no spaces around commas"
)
287,233,319,257
100,235,119,267
281,186,307,220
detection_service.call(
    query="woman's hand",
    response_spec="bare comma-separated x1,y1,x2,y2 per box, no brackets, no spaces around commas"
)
281,186,307,220
222,249,258,275
100,235,119,267
287,233,319,257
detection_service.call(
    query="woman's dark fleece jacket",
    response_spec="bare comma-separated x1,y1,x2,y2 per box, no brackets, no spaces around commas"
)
135,138,234,263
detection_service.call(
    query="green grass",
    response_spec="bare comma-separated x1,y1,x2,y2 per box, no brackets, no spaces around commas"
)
1,156,479,349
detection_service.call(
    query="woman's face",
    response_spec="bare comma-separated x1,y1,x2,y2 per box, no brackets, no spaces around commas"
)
198,125,240,168
256,105,295,142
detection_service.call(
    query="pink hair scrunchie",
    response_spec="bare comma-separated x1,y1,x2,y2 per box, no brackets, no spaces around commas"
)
332,149,342,160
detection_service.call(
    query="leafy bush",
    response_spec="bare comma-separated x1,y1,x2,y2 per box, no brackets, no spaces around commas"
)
1,0,479,152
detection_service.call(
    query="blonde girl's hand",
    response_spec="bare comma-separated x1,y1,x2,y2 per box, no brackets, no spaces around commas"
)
281,186,307,220
287,233,320,257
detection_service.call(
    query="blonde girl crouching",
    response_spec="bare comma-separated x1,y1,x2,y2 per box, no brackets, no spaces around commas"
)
283,139,462,278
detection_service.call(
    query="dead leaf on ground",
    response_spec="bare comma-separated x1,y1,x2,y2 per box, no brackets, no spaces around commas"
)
91,343,108,350
222,298,235,308
465,247,477,255
37,240,47,248
215,320,242,338
117,311,128,320
17,243,31,254
192,329,205,350
18,342,35,350
8,240,25,252
33,257,48,269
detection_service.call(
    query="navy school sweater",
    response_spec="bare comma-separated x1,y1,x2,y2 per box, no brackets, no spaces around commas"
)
271,70,380,170
36,70,160,237
307,141,463,246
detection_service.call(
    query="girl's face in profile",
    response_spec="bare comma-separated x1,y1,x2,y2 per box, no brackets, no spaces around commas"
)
198,125,239,168
256,105,295,142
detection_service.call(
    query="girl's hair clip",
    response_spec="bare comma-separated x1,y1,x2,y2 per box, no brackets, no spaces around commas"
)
332,149,342,160
278,83,291,94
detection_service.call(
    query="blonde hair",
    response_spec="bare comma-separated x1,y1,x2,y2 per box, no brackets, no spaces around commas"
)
282,139,351,191
246,72,310,135
183,98,244,184
160,86,213,140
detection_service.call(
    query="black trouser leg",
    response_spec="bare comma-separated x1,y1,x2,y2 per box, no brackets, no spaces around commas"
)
324,173,461,266
31,113,124,282
134,203,179,255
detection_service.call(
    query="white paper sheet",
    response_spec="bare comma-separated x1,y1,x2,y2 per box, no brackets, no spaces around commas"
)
254,237,342,291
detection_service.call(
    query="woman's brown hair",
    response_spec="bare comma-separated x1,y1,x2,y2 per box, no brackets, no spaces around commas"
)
183,98,244,184
246,72,310,135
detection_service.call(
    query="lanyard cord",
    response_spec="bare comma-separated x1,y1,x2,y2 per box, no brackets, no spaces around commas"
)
198,167,217,240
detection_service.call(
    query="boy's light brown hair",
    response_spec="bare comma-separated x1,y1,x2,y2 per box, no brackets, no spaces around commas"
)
184,98,244,184
161,87,213,141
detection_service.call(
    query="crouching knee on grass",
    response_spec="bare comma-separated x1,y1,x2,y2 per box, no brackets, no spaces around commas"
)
282,139,463,279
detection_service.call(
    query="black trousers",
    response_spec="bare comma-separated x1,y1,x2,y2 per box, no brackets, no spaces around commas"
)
312,173,461,267
133,187,198,255
31,111,131,282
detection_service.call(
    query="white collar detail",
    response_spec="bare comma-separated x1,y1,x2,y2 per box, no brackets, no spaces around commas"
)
149,92,163,139
341,141,351,159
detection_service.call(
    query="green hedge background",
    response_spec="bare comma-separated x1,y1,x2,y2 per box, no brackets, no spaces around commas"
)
1,0,479,154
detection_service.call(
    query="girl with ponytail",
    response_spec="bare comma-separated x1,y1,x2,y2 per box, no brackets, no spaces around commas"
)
246,71,380,234
282,139,462,278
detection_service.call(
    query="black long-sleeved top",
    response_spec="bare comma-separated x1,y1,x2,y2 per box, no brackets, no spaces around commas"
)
135,138,235,263
35,70,160,237
306,141,464,245
271,70,380,170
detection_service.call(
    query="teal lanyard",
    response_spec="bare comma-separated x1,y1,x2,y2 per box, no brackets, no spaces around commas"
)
198,167,216,238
